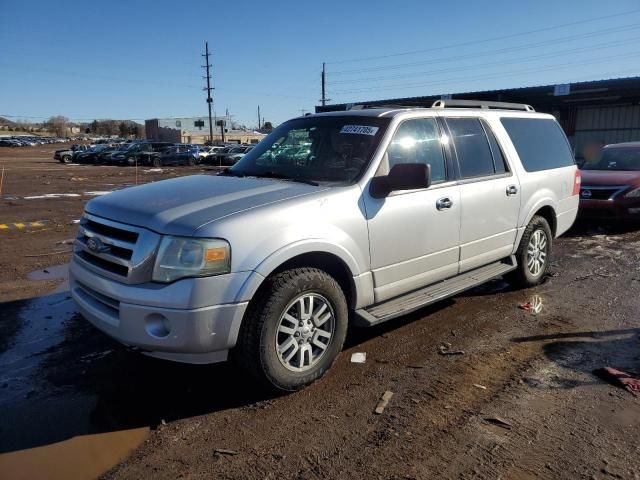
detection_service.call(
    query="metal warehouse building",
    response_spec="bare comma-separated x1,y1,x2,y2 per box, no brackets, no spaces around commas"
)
316,76,640,161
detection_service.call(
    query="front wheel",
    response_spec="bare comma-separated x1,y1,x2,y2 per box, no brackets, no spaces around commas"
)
235,268,348,392
506,215,553,288
151,157,162,168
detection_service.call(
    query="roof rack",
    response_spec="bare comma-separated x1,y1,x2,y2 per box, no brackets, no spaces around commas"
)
347,104,424,111
431,100,535,112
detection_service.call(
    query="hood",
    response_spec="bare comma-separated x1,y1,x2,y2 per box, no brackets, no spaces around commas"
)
85,174,326,236
580,169,640,186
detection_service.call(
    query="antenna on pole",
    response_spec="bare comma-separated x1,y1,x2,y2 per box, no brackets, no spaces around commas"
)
257,105,261,130
320,62,330,107
202,41,214,144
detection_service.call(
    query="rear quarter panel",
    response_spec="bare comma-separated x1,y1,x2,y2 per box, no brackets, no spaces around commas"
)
486,112,579,240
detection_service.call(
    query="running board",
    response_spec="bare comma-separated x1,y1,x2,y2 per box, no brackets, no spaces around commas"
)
355,256,517,327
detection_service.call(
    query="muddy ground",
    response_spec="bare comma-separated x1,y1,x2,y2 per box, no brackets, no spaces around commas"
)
1,146,640,480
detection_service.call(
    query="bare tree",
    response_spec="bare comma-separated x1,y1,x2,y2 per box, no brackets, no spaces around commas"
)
45,116,70,137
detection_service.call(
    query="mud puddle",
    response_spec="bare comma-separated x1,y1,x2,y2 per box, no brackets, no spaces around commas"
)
0,269,261,478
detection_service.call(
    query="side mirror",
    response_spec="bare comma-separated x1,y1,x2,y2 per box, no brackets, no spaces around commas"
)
369,163,431,198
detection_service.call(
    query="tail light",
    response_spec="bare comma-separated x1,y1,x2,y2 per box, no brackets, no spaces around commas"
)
572,169,581,196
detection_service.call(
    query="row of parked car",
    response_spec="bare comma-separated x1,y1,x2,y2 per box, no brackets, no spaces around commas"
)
54,142,255,167
0,135,68,147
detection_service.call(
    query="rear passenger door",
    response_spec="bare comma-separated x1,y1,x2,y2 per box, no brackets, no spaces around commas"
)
444,117,520,272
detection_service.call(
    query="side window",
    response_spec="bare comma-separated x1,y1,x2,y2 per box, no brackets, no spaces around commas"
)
446,118,495,179
481,120,508,174
500,117,574,172
387,118,446,184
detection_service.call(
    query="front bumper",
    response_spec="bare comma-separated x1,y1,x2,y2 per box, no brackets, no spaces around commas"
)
579,199,640,221
69,260,249,364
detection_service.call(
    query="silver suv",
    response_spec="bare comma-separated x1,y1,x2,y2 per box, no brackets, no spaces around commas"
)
70,100,580,391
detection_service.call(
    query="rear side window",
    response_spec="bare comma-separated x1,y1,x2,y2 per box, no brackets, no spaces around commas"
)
446,118,495,178
500,118,574,172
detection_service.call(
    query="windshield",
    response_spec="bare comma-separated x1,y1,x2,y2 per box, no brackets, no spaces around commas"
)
584,147,640,171
229,116,390,185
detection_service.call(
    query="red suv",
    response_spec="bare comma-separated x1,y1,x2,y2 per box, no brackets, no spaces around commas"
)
579,142,640,221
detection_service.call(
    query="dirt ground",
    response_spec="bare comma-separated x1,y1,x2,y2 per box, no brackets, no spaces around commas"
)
1,146,640,480
0,145,215,302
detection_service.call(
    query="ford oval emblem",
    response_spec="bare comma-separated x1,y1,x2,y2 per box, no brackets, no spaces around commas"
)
86,237,109,253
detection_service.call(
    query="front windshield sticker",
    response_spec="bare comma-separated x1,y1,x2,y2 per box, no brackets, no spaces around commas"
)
340,125,379,136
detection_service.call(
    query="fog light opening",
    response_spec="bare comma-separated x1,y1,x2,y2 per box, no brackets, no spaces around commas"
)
145,313,172,338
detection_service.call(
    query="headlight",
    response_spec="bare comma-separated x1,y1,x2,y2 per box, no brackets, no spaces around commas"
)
625,187,640,198
152,236,231,283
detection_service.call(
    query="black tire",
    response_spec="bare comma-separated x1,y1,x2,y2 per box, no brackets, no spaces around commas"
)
235,268,348,392
61,155,71,163
506,215,553,288
152,157,162,168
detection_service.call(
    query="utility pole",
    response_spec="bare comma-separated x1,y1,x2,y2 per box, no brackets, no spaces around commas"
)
320,62,330,107
257,105,261,130
202,41,214,144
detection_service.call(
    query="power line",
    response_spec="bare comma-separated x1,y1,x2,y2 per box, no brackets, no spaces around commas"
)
330,51,640,95
329,36,640,85
330,23,640,76
327,7,640,65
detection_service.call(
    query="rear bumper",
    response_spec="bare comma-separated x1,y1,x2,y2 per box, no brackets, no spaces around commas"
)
69,260,249,364
579,199,640,221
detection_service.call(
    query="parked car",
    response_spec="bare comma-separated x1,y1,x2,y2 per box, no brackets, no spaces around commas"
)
54,144,90,163
70,100,579,392
198,145,223,160
579,141,640,221
216,145,254,165
148,144,200,167
109,142,174,166
74,144,111,164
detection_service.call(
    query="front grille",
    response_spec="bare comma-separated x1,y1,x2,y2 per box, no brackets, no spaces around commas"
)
85,218,139,243
73,213,160,284
77,250,129,276
580,186,625,201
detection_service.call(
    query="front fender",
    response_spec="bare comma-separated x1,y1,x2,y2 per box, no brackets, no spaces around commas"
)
232,239,365,305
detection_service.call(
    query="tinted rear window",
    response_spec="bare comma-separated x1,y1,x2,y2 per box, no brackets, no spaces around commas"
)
500,118,574,172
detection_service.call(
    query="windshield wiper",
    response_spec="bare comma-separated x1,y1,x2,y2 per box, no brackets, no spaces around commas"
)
219,168,245,177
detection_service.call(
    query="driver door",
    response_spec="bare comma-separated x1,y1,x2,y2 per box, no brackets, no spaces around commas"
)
364,117,461,303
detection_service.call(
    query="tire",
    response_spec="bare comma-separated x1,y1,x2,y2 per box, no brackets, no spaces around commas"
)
152,157,162,168
61,155,71,163
506,215,553,288
235,268,348,392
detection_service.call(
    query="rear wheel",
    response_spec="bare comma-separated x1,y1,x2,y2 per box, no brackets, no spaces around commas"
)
506,215,553,288
235,268,348,392
152,157,162,168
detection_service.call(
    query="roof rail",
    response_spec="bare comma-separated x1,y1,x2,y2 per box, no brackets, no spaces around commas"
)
431,99,535,112
348,104,424,111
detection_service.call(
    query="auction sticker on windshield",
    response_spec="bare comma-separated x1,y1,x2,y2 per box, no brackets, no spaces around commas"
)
340,125,379,136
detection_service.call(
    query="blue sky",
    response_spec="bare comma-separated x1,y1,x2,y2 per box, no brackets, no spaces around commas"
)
1,0,639,127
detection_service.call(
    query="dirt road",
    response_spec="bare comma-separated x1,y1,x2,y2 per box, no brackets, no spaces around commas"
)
1,146,639,479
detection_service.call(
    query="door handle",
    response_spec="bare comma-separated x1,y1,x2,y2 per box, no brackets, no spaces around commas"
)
436,197,453,210
506,185,518,196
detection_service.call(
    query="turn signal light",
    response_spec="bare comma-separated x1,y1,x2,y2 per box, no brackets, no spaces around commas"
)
204,247,227,262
